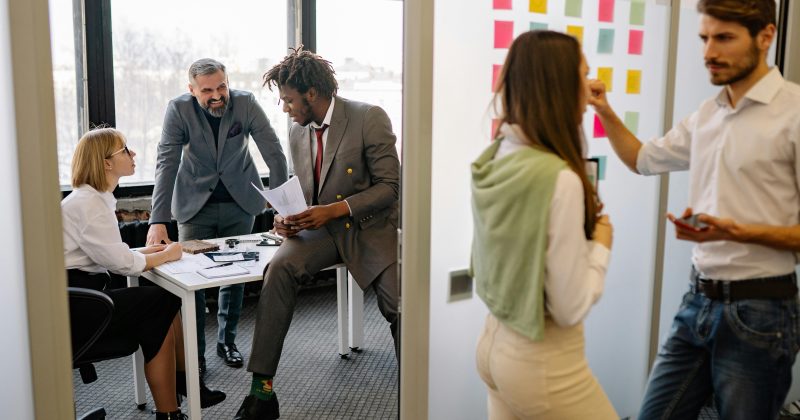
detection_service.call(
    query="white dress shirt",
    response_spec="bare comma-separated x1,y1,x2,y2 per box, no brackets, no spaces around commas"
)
637,68,800,280
62,185,146,276
496,124,610,326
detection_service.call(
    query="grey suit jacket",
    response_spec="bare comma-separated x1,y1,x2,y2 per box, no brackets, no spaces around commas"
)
151,89,288,224
291,97,399,288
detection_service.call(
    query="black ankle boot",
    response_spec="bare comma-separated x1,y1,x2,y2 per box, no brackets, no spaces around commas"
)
175,372,227,408
155,410,187,419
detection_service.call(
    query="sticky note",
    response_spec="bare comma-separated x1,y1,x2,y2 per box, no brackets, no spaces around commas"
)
492,119,502,141
492,64,502,92
565,0,583,18
530,22,549,30
598,29,615,54
593,115,607,138
493,0,513,10
567,25,584,44
597,67,613,92
599,0,614,22
626,70,642,94
592,155,608,180
630,0,646,25
494,21,514,49
530,0,547,14
628,30,644,55
624,111,640,135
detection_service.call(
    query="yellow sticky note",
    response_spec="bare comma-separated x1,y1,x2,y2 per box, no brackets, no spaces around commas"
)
626,69,642,94
597,67,613,92
530,0,547,13
566,25,584,44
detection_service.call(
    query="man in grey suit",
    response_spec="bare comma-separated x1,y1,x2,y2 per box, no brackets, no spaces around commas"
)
235,48,399,420
147,58,288,377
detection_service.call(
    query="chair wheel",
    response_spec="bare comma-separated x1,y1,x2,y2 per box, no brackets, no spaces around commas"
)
137,403,147,410
339,354,349,360
350,347,363,353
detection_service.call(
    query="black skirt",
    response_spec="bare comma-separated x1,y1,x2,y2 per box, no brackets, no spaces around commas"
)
68,270,181,363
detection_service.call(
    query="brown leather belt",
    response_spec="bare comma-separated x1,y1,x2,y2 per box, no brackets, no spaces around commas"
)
691,267,798,301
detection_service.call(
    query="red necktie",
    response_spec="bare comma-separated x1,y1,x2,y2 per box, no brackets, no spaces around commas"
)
313,124,329,190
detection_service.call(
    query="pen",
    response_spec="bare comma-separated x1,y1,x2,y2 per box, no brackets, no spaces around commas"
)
210,262,233,268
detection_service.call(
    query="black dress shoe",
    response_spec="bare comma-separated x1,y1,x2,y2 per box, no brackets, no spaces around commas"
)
155,410,187,419
198,355,206,378
217,342,244,367
234,394,280,420
175,372,227,408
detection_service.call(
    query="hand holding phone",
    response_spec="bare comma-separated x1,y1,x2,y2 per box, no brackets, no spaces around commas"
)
672,214,710,232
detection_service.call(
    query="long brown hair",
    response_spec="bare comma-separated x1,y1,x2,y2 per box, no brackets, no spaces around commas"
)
493,30,598,239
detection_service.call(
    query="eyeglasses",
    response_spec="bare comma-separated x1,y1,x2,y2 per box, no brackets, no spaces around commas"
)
107,145,131,158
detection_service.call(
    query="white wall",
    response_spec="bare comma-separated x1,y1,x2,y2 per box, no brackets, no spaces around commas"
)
0,0,35,418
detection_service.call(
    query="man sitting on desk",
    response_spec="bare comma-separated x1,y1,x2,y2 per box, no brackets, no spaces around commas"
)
235,47,400,420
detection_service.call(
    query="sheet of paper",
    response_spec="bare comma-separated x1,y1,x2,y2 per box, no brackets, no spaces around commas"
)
197,264,250,279
160,252,216,275
213,253,245,262
252,176,308,217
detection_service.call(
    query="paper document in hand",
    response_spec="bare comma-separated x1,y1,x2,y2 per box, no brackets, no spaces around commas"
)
251,176,307,216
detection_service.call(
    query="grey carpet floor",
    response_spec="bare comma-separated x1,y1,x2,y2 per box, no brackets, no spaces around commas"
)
73,283,398,419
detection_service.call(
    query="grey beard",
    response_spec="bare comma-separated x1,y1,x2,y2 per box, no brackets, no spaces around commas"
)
204,101,228,117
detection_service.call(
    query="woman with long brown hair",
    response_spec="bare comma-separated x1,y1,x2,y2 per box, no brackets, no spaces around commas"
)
471,30,617,419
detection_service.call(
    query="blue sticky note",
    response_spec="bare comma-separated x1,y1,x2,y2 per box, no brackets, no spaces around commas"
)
592,155,608,181
598,28,615,54
530,22,548,31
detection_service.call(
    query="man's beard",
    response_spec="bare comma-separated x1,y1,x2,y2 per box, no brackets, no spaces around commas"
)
707,42,759,86
204,96,228,117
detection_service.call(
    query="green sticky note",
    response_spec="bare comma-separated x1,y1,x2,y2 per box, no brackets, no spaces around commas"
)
630,0,646,25
624,111,640,135
598,28,614,54
565,0,583,18
591,155,607,181
530,22,548,31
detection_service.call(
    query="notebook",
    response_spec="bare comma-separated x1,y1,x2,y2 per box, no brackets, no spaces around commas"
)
197,264,250,279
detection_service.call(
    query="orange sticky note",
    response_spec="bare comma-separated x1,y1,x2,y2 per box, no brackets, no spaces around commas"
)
566,25,584,44
530,0,547,14
494,21,514,49
599,0,614,22
597,67,613,92
626,69,642,94
628,30,644,55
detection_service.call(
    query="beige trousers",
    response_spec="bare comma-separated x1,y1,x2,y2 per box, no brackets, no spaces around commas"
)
476,314,618,420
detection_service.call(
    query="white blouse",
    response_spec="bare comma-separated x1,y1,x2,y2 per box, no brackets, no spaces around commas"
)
62,185,146,276
496,125,610,326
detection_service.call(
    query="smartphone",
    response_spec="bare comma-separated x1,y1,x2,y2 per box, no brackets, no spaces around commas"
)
672,214,710,232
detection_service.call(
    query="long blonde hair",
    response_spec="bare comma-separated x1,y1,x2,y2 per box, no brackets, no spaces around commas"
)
493,30,598,239
71,128,125,191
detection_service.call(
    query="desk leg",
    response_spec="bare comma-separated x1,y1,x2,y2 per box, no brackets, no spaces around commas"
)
128,276,147,409
181,290,202,419
336,267,349,358
348,272,364,351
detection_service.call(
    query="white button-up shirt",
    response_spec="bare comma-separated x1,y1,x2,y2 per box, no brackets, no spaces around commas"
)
62,185,146,276
637,68,800,280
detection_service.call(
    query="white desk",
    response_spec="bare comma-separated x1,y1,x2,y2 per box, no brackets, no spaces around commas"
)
127,234,364,419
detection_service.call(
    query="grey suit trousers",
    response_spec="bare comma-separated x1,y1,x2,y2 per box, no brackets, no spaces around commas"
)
247,227,399,376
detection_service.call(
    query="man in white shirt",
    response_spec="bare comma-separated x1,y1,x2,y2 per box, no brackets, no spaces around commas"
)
590,1,800,418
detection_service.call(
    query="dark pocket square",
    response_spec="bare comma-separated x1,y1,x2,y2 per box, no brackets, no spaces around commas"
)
227,122,242,138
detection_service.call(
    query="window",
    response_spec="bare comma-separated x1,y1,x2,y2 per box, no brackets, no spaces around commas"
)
109,0,289,185
316,0,403,155
49,0,83,187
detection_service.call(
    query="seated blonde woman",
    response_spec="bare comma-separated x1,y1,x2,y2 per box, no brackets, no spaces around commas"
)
63,127,225,419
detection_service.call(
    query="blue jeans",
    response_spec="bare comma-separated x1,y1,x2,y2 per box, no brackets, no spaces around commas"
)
638,281,800,420
178,202,255,357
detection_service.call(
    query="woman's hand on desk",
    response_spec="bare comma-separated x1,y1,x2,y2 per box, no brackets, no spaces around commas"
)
144,242,183,270
140,244,167,254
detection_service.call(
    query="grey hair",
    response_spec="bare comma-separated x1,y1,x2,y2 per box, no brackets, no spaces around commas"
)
188,58,226,84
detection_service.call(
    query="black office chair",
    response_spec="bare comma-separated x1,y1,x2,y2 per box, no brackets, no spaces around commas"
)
69,287,143,419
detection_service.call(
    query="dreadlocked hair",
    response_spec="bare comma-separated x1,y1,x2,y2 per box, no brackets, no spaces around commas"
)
263,46,338,99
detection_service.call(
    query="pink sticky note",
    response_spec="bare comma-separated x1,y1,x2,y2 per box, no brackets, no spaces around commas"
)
492,64,502,92
598,0,614,22
628,29,644,55
593,115,607,138
494,21,514,49
492,119,502,141
493,0,513,9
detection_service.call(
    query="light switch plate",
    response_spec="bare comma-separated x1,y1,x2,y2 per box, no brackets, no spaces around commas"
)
448,269,473,303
